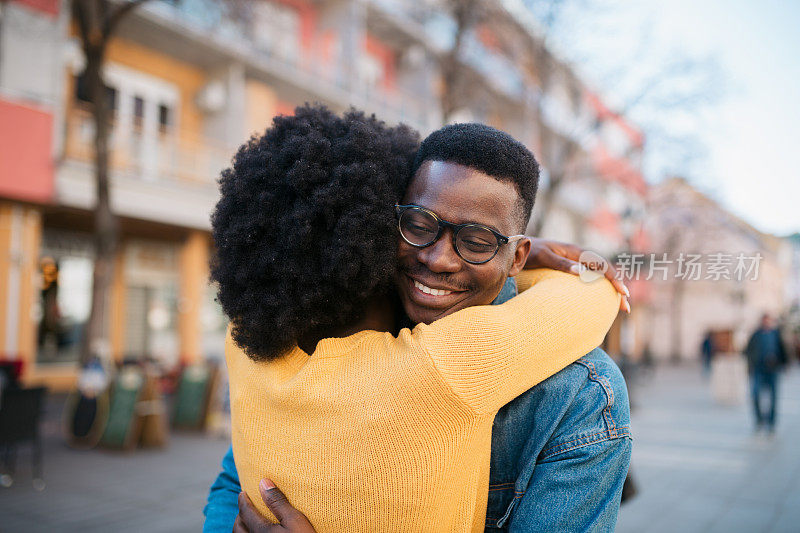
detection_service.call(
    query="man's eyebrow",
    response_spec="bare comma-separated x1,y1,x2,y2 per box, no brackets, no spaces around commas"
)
412,203,506,234
469,220,504,234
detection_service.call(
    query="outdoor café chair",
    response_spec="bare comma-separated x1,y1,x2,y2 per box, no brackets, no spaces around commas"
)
0,386,47,490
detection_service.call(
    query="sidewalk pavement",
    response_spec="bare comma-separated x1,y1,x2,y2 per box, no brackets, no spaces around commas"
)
617,364,800,533
2,364,798,532
0,396,229,532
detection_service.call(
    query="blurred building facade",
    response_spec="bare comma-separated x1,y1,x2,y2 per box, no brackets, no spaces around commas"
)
785,233,800,308
644,177,793,362
0,0,647,390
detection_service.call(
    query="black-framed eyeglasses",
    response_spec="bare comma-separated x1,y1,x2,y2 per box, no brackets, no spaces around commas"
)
395,204,527,265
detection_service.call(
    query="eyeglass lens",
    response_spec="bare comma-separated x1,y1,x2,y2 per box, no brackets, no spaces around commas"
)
399,208,499,263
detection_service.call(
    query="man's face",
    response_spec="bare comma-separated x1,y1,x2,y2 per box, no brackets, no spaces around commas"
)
395,161,530,325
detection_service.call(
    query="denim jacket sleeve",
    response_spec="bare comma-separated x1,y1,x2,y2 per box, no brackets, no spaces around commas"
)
486,348,632,532
508,433,631,532
203,445,242,533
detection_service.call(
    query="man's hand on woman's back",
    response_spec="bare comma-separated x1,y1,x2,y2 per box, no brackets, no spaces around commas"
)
525,238,631,313
234,479,316,533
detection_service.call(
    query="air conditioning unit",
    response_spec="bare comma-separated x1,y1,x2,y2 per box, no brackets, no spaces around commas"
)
401,45,426,69
196,80,227,113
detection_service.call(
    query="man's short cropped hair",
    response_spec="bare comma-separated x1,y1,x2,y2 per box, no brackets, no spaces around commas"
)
412,123,539,230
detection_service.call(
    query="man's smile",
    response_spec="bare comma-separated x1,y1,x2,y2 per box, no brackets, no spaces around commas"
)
414,280,453,296
403,273,469,309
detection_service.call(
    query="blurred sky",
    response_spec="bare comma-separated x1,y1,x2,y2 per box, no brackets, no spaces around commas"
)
545,0,800,236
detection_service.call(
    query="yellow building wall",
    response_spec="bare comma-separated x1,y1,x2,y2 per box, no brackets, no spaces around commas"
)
0,204,11,354
17,208,41,371
178,231,210,363
245,80,279,138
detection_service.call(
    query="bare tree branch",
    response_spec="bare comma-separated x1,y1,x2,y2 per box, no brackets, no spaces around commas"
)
103,0,151,40
71,0,93,51
438,0,490,121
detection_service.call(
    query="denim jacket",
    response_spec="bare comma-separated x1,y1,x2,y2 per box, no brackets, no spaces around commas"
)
486,347,631,531
204,278,631,532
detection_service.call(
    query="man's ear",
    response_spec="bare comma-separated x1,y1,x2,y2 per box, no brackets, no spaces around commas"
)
508,237,531,277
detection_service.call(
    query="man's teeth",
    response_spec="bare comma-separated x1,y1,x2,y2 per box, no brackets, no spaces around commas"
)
414,280,453,296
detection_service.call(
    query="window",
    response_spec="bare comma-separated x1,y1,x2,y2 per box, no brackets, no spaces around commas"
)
158,104,171,133
123,241,180,367
252,1,300,64
107,86,118,114
74,73,118,114
37,231,95,364
133,95,145,130
125,284,179,366
75,73,90,103
358,54,383,90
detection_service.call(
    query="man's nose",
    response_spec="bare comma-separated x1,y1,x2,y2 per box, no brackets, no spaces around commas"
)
418,232,462,273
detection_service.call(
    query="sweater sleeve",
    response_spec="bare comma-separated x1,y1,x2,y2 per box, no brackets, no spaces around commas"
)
412,268,620,415
514,269,546,292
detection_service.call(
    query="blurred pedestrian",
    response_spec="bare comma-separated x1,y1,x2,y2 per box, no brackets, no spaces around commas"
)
744,314,788,432
37,257,62,354
701,330,715,377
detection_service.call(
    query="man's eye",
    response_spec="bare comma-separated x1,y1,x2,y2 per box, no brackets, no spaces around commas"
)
410,224,435,233
461,239,494,250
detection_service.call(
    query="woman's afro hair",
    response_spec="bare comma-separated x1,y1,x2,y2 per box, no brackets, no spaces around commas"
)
210,104,419,361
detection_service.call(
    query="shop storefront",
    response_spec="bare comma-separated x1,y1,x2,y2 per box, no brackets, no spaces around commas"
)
1,207,228,391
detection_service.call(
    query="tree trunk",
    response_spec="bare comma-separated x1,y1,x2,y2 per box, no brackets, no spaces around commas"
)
530,167,560,235
81,44,119,364
440,0,479,123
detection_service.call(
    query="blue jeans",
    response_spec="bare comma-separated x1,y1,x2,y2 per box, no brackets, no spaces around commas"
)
203,348,631,532
751,371,779,428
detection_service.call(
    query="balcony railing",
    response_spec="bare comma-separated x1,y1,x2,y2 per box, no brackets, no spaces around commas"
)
461,33,526,100
145,0,433,129
371,0,430,23
64,109,232,187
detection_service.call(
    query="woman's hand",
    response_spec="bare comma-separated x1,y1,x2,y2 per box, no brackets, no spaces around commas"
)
525,238,631,313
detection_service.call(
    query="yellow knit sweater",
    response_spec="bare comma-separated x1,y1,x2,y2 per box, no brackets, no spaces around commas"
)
227,269,620,532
